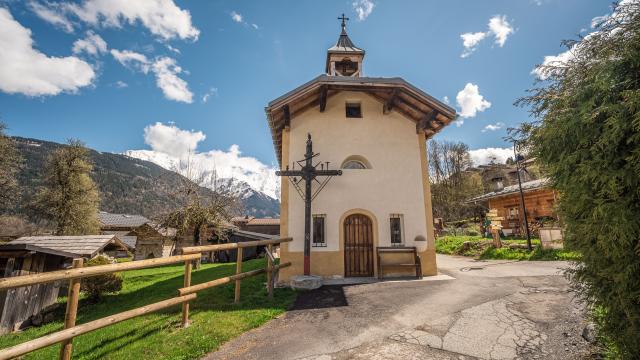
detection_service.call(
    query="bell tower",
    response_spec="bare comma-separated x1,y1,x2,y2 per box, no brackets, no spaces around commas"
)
326,14,365,77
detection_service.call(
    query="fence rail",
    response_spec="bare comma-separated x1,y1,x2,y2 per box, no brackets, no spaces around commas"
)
0,237,292,360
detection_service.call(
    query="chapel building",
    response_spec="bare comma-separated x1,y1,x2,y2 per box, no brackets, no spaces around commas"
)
266,18,456,280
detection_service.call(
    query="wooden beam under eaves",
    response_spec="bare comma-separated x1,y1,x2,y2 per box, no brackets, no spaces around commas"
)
383,89,400,114
416,110,438,133
283,105,291,128
319,85,328,112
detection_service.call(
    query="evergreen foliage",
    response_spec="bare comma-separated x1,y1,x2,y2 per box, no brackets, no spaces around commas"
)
80,256,123,301
0,123,22,213
515,2,640,356
34,139,101,235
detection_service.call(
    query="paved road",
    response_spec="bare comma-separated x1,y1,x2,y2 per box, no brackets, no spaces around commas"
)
205,255,594,360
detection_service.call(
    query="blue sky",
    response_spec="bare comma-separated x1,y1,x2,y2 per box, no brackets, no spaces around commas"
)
0,0,612,193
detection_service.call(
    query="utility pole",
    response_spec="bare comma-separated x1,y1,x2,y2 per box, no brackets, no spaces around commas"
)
276,134,342,275
513,141,532,251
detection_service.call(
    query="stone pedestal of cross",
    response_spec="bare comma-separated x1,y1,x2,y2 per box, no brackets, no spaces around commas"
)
276,134,342,275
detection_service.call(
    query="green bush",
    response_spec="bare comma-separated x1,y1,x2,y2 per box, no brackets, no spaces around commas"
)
81,256,123,301
515,2,640,356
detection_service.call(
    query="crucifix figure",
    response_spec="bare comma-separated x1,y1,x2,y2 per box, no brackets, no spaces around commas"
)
276,134,342,275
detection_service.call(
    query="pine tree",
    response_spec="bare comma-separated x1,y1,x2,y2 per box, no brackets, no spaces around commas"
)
0,122,22,213
515,2,640,357
34,139,100,235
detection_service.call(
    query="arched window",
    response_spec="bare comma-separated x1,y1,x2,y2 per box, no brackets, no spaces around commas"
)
341,155,371,169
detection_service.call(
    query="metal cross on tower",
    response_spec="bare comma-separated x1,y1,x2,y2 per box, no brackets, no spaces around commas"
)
338,13,349,28
276,134,342,275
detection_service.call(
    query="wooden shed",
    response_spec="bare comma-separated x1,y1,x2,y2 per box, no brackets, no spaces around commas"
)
0,235,129,334
0,244,77,334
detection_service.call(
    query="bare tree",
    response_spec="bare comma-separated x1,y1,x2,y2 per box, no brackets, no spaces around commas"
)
159,153,241,267
428,140,483,222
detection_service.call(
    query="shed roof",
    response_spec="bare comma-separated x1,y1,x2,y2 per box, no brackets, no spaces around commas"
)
265,75,457,165
232,229,278,241
98,212,150,228
468,178,551,202
11,235,128,258
0,243,78,259
247,218,280,226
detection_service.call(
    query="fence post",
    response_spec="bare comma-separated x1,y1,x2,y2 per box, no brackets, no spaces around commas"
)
266,244,273,298
181,259,193,328
234,247,243,304
59,258,84,360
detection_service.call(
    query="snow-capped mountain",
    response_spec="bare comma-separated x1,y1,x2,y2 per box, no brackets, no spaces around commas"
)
123,149,280,217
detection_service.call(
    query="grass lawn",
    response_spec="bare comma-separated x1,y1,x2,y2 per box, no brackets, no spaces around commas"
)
436,235,581,261
0,259,297,360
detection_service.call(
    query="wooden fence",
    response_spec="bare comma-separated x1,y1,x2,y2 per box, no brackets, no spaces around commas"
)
0,237,292,360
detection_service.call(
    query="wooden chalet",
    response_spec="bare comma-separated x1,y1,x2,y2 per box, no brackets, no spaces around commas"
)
469,178,558,235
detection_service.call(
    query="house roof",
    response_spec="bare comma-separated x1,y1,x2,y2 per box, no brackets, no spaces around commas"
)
119,236,137,250
98,212,150,228
468,178,551,202
247,218,280,226
265,75,457,165
0,243,79,258
327,26,364,54
10,235,128,258
232,229,278,241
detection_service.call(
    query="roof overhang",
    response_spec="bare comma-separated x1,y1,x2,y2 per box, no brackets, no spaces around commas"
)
265,75,458,166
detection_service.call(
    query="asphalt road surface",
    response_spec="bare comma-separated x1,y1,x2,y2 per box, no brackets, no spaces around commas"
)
205,254,595,360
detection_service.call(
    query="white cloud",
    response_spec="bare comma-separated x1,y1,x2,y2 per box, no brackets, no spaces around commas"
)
353,0,375,21
531,48,575,80
460,31,487,58
0,8,95,96
201,87,218,103
469,147,513,166
456,83,491,120
110,49,192,103
488,15,514,47
481,122,505,132
110,49,150,73
126,122,280,199
166,44,180,54
72,31,107,56
28,1,74,32
143,121,205,157
443,96,450,104
115,80,128,88
230,11,243,23
460,15,514,57
230,10,259,30
32,0,199,41
152,57,193,103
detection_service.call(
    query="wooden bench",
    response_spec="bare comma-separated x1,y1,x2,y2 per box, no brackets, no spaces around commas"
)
376,246,422,280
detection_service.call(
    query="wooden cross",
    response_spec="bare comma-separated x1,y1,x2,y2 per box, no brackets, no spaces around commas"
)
276,134,342,275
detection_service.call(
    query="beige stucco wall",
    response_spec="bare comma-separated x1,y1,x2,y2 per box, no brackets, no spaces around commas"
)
280,91,437,280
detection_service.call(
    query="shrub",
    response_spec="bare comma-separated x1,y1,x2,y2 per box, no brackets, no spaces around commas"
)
515,2,640,356
81,256,123,301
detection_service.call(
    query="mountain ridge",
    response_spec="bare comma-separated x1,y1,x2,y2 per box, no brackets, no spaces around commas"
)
10,137,280,219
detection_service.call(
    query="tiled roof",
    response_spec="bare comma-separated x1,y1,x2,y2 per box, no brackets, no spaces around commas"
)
11,235,127,257
98,212,150,228
247,218,280,226
468,178,550,202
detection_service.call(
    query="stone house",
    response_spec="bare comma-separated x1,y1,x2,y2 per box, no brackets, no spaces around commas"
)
98,212,173,260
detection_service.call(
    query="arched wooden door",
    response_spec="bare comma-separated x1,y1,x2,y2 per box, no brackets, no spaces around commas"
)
344,214,374,277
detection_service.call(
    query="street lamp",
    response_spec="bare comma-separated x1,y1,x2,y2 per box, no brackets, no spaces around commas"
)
513,141,533,251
